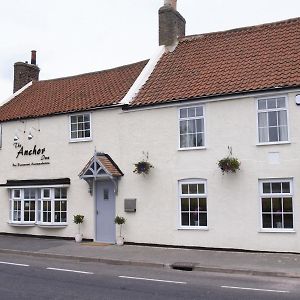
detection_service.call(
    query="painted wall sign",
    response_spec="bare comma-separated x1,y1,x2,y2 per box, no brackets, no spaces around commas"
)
12,142,50,167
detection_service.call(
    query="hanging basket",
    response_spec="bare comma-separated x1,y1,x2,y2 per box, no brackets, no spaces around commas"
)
218,156,240,174
133,161,154,175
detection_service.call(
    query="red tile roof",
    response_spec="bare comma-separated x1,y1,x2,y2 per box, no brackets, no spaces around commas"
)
0,60,148,122
131,17,300,107
79,153,123,178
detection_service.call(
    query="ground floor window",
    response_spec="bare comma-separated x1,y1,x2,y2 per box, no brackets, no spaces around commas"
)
179,179,207,228
260,179,293,230
9,187,67,225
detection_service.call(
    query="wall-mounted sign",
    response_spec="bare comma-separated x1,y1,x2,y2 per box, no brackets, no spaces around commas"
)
12,142,50,167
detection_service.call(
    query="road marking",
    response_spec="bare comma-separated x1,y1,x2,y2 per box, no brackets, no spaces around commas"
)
0,261,29,267
119,275,187,285
221,285,289,294
46,267,93,274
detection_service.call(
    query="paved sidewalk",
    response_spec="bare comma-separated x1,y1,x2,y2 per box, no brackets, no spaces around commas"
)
0,234,299,278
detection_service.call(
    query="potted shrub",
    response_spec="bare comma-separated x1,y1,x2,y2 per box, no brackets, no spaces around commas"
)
114,215,126,246
73,214,84,243
218,146,241,174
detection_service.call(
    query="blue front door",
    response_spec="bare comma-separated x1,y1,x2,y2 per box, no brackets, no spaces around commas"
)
96,180,115,243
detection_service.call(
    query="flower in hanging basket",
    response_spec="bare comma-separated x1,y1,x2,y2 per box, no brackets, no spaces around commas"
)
218,156,240,174
133,160,154,175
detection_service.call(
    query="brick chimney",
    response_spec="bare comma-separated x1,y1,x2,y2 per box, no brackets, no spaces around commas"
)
13,50,40,93
159,0,186,46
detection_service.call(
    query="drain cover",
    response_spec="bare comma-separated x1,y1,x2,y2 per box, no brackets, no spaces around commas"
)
171,262,195,271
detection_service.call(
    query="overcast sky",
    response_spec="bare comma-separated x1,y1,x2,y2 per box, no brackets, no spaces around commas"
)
1,0,300,102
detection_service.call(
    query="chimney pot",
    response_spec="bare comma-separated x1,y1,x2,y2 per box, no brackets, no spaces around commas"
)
31,50,37,65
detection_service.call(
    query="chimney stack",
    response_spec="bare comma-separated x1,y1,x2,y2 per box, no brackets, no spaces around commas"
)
31,50,37,65
13,50,40,93
159,0,185,46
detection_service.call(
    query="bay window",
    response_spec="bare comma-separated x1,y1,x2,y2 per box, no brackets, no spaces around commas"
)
9,187,68,226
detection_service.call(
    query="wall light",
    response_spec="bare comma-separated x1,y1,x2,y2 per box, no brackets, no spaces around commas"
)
28,127,40,140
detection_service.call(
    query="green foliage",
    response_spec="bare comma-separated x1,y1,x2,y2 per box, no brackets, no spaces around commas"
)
218,156,240,174
133,160,154,175
114,216,126,225
73,214,84,224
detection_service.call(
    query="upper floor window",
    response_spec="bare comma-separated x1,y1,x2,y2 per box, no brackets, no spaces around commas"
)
179,179,207,228
257,96,288,144
70,113,91,141
179,106,205,149
259,179,293,230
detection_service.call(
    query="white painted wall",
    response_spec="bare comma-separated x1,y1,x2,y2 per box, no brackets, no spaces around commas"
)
0,91,300,252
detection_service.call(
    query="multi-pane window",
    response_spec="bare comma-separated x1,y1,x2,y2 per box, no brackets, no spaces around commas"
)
54,188,67,223
260,179,293,230
257,96,288,143
70,113,91,140
9,187,68,225
179,106,205,148
179,180,207,228
24,189,36,222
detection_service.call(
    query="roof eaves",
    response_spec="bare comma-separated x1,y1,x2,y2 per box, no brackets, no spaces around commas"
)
125,85,300,110
0,102,124,123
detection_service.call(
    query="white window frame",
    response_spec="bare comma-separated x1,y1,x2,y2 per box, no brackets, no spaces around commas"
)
9,189,37,225
259,178,294,232
178,179,208,230
178,105,206,150
256,95,289,145
69,112,92,142
9,187,68,226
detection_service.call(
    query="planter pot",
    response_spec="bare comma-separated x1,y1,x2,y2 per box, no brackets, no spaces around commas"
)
75,233,83,243
116,236,124,246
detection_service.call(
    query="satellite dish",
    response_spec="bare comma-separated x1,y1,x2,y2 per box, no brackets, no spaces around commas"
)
296,94,300,105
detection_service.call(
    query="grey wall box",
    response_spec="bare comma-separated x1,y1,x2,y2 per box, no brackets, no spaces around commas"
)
296,94,300,105
124,199,136,212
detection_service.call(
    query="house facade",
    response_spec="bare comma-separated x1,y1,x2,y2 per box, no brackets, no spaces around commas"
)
0,0,300,252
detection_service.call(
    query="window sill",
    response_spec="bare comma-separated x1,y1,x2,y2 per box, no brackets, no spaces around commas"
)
7,222,35,227
69,138,92,143
178,146,206,151
256,141,291,146
178,226,208,231
259,229,295,233
37,224,67,228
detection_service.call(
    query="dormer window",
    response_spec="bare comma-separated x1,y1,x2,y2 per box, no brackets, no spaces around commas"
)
69,113,92,142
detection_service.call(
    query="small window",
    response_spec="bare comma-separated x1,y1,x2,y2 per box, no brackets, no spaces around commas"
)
70,113,92,141
260,179,293,230
257,96,289,144
103,189,109,200
179,106,205,149
179,180,207,228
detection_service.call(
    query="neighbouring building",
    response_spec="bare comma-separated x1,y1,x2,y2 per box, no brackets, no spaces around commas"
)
0,0,300,252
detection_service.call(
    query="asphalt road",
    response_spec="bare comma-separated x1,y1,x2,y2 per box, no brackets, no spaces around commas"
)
0,253,299,300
